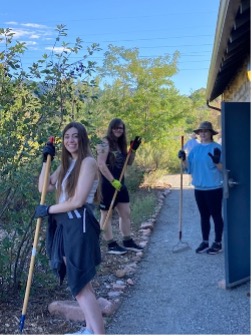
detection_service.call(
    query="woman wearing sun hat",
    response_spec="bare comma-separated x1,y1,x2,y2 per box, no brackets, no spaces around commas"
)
178,121,224,255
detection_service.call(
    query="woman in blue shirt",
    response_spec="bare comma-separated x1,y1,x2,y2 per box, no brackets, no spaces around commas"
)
178,121,223,255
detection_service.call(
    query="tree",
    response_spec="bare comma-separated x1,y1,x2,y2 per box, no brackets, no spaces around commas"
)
91,45,191,139
0,26,101,295
89,45,192,171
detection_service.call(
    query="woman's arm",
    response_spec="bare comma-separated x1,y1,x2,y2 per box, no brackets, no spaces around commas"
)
127,151,136,166
215,163,223,171
128,136,141,165
48,157,97,214
181,158,189,170
96,139,114,182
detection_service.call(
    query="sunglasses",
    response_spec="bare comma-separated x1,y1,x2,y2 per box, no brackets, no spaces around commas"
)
113,127,124,130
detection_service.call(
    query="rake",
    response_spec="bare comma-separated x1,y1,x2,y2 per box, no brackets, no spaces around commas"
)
19,136,54,333
172,135,190,253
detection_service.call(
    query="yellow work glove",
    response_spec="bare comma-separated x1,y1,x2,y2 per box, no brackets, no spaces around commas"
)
111,179,122,191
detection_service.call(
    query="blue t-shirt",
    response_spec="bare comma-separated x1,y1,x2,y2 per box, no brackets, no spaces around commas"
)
187,142,223,190
183,138,199,154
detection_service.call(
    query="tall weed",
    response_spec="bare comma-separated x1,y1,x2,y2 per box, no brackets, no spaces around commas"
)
130,191,157,230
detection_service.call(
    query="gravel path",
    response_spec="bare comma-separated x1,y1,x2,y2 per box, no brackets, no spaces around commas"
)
106,179,250,334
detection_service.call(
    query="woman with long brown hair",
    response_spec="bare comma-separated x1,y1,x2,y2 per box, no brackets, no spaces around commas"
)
35,121,105,335
97,118,142,255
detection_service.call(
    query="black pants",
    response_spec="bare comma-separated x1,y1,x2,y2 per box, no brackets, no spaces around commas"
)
194,188,224,243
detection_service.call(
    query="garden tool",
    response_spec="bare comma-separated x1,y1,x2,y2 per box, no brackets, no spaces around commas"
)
172,135,190,253
20,136,55,333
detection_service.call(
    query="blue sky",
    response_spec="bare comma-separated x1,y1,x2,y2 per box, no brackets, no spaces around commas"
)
1,0,220,96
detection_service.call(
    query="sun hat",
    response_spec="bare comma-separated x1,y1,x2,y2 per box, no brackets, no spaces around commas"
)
193,121,218,135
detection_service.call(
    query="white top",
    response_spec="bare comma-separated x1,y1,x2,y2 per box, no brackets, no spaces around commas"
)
58,159,98,204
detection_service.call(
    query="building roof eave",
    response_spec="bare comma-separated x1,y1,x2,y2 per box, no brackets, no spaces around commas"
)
206,0,250,102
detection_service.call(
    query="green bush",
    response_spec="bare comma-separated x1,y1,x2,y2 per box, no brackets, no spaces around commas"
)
130,191,157,230
0,26,100,297
125,164,145,193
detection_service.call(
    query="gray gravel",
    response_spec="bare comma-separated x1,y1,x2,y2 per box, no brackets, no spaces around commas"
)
106,186,250,334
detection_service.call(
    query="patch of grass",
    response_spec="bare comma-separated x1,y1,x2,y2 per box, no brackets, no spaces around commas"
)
142,169,168,187
130,190,157,230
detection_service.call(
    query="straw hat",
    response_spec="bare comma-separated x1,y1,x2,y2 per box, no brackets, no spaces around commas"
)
193,121,218,135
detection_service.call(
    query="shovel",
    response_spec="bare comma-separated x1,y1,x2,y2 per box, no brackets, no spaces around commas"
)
172,135,190,253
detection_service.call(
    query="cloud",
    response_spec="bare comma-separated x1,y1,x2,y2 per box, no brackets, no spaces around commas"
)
45,46,71,53
21,41,37,46
5,21,18,25
30,34,40,39
21,23,49,29
4,21,54,40
2,22,67,55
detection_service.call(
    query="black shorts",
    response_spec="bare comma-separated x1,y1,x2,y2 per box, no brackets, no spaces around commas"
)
99,182,130,211
47,205,101,297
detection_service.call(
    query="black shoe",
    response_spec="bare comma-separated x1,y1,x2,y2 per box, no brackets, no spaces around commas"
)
123,238,143,252
107,241,127,255
207,242,222,255
195,241,209,254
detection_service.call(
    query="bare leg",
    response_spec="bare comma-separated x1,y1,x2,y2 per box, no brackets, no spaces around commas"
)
75,282,105,334
116,202,131,237
100,209,113,241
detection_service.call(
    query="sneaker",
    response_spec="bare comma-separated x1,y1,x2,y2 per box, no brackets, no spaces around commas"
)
108,241,127,255
65,327,94,335
123,238,143,252
207,242,222,255
195,241,209,254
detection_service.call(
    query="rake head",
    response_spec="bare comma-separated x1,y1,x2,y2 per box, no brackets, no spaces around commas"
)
172,240,191,253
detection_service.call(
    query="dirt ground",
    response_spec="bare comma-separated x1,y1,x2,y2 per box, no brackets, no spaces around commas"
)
1,176,185,335
1,221,148,335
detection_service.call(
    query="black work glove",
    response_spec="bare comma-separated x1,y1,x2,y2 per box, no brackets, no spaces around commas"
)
178,150,186,161
42,142,55,163
130,136,142,152
34,205,51,218
208,147,221,164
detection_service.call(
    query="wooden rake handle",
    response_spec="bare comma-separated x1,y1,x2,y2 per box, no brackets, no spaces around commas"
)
20,137,54,329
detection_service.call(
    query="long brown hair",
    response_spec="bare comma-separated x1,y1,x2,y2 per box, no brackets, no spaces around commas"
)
106,118,127,153
56,121,92,201
105,118,128,168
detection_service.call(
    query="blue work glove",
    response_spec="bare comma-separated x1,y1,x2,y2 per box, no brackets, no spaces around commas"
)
208,148,221,164
111,179,122,191
34,205,51,218
178,150,186,161
42,142,55,163
130,136,142,152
